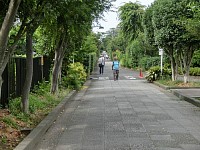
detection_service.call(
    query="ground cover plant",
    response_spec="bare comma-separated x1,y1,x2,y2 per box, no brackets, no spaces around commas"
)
0,82,70,150
156,79,200,87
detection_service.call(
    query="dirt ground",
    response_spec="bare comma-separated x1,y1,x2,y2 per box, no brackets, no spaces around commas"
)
0,109,29,150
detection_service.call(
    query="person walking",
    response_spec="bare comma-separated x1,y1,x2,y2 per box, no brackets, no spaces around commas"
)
98,55,105,75
112,57,120,81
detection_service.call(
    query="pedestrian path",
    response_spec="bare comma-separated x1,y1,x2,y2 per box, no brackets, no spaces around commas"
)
32,61,200,150
35,79,200,150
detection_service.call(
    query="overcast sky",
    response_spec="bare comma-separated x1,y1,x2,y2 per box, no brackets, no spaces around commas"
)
93,0,155,33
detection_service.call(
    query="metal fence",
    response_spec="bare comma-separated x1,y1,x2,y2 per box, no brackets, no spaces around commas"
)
0,56,52,107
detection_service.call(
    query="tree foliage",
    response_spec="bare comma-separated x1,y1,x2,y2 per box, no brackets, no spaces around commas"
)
118,2,145,41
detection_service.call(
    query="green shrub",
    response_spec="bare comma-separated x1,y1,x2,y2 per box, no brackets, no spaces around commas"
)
139,56,160,70
32,81,50,95
9,97,21,115
189,67,200,76
145,65,171,82
145,66,161,82
65,62,87,90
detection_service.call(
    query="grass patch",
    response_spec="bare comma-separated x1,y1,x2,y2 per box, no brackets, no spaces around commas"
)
196,97,200,101
156,79,200,87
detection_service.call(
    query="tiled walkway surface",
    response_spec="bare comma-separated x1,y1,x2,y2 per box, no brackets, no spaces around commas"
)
35,61,200,150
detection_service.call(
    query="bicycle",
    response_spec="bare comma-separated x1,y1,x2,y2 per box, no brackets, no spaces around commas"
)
113,70,119,81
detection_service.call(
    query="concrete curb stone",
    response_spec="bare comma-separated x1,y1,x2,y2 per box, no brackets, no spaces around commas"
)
154,81,200,90
171,90,200,107
153,81,200,108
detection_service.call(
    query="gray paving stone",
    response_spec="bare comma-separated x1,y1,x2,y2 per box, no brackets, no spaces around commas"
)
171,133,200,144
55,144,81,150
152,140,179,148
81,145,104,150
105,121,125,131
155,148,183,150
180,144,200,150
129,138,155,150
105,131,127,138
127,132,149,138
150,135,173,141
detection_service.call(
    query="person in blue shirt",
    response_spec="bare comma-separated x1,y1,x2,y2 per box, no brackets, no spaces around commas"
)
112,57,120,80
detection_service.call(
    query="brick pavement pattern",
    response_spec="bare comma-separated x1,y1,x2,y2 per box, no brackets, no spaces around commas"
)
35,61,200,150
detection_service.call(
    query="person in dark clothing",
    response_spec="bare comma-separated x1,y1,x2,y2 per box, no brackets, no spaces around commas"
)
98,55,105,74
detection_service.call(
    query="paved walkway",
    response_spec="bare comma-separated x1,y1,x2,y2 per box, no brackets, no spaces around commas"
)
33,61,200,150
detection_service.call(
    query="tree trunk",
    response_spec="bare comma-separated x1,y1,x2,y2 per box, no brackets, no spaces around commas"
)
21,31,33,113
183,67,190,83
0,0,22,99
51,49,65,94
183,46,194,83
168,48,177,81
50,34,66,94
170,57,176,81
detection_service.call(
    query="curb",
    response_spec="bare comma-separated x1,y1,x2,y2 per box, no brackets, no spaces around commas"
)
14,90,77,150
171,90,200,107
153,81,200,108
153,81,200,90
153,81,170,90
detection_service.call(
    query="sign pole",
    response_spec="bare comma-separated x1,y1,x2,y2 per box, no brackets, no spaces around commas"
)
159,48,163,75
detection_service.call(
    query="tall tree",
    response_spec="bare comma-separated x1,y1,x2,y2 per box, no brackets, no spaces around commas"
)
151,0,200,82
18,0,55,112
118,2,145,41
0,0,22,98
49,0,113,94
118,2,145,68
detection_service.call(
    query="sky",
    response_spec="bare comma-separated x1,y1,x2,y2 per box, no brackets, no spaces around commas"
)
93,0,155,33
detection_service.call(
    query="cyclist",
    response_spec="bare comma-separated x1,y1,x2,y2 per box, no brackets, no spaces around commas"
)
112,57,120,81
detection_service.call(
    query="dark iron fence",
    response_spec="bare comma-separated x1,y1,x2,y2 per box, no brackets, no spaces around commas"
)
0,56,52,108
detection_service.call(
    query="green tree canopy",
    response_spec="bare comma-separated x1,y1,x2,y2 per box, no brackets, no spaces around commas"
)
118,2,145,41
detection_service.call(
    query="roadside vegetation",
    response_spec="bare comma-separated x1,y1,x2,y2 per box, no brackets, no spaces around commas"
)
0,60,88,149
0,82,69,149
156,79,200,87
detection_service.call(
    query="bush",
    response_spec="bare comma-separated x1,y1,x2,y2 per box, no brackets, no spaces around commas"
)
139,56,160,70
65,62,87,90
189,67,200,76
145,65,171,82
145,66,160,82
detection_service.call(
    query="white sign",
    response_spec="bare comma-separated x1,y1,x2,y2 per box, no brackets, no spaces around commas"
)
159,48,163,55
